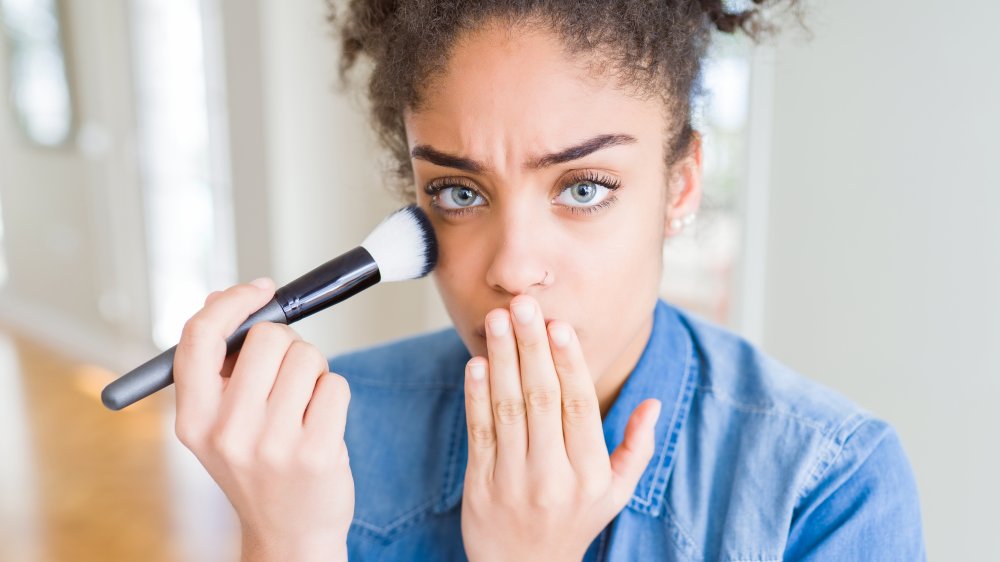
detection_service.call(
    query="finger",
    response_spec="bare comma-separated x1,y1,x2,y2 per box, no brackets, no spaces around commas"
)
546,319,607,473
203,290,223,307
609,398,661,507
265,340,328,437
220,351,238,382
302,372,351,444
509,295,563,466
485,308,528,470
464,357,496,483
219,322,302,439
174,278,276,429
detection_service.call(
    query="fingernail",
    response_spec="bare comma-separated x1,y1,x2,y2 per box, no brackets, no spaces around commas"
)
469,362,486,380
488,315,509,337
250,277,272,290
511,302,535,325
649,400,662,425
549,323,570,347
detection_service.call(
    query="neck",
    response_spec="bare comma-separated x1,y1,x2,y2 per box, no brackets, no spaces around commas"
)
595,311,655,419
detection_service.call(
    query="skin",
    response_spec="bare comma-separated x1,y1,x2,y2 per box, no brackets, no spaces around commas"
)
404,21,703,561
173,18,703,562
174,278,353,562
405,22,702,419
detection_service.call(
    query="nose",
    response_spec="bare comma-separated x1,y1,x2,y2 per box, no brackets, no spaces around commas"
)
484,209,551,296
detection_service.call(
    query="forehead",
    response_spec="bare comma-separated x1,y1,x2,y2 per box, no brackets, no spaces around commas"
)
403,24,664,155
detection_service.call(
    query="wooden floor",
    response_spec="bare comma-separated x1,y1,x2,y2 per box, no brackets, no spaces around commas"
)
0,325,241,562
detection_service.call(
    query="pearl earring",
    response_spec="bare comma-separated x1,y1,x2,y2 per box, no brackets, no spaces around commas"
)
670,213,697,231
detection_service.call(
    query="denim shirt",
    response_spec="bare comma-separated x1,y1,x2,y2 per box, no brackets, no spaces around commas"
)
327,298,926,561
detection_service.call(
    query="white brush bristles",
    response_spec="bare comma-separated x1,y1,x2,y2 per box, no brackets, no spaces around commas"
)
361,205,438,283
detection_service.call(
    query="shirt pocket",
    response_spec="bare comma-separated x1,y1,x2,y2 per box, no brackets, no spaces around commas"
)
344,380,467,544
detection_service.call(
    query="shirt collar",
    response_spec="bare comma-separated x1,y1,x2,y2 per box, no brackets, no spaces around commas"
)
601,298,699,518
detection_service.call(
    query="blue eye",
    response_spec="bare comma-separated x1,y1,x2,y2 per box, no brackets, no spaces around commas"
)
436,186,485,211
423,171,621,218
555,179,612,208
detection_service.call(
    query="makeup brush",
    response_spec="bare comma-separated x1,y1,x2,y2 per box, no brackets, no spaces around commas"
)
101,204,437,411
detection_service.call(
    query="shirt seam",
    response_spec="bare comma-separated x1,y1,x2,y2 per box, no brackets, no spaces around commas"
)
694,384,830,433
438,388,465,512
629,325,698,512
350,494,438,541
794,412,871,501
662,500,706,560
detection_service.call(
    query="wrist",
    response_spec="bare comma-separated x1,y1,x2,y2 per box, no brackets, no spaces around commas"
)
240,529,348,562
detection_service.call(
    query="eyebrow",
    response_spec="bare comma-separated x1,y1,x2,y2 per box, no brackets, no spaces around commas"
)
409,133,638,174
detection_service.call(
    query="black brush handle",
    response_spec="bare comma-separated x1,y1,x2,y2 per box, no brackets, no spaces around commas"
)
101,246,381,411
101,299,287,411
276,246,380,323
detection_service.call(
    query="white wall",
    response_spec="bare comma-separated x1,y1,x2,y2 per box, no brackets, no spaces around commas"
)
0,1,154,371
758,1,1000,558
250,0,451,358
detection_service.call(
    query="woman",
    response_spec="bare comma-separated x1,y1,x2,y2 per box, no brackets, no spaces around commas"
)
173,1,926,560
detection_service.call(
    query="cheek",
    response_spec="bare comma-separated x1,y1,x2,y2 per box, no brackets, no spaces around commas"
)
430,233,488,331
432,231,481,284
431,264,484,356
569,222,646,277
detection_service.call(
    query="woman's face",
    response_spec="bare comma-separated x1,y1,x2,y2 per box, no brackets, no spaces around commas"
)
404,23,701,386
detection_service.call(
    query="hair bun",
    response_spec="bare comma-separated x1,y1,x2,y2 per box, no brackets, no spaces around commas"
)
697,0,779,38
328,0,401,80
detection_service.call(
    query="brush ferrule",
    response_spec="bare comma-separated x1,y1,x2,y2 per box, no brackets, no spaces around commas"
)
275,246,381,323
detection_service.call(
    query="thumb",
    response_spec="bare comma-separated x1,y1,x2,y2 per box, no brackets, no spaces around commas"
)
608,398,661,507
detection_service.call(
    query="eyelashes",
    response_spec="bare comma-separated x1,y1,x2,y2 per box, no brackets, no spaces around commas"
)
422,171,622,218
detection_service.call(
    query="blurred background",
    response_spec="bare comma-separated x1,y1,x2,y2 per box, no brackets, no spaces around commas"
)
0,0,996,560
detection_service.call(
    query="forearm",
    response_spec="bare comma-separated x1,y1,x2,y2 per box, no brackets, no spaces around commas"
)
240,530,348,562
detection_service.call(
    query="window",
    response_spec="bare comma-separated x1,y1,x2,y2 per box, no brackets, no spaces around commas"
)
0,194,6,287
660,34,754,329
0,0,74,147
130,0,236,350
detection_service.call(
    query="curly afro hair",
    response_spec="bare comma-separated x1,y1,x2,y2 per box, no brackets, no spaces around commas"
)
326,0,803,204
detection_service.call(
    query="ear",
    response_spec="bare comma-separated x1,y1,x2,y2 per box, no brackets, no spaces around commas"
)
663,131,704,238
